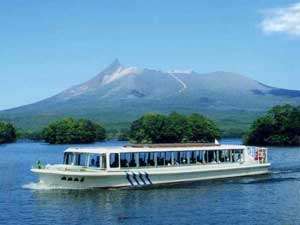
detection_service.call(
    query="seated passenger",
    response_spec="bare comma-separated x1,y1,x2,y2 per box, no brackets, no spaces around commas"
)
139,159,146,166
90,158,95,166
96,157,100,167
129,160,136,167
120,159,127,167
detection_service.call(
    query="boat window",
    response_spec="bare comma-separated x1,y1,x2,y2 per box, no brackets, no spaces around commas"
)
110,153,119,168
165,152,172,166
64,153,75,165
117,149,243,168
225,150,230,162
180,151,188,164
120,153,137,168
206,151,216,163
218,151,224,163
129,153,137,167
197,151,204,163
187,151,192,164
157,152,165,166
89,154,101,168
220,150,231,163
232,150,242,162
239,150,243,161
115,149,244,168
219,151,223,162
190,151,197,164
146,152,155,166
174,151,180,165
75,153,88,166
232,150,236,162
139,153,147,167
120,153,129,167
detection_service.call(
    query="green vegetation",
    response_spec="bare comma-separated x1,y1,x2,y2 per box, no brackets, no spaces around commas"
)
0,121,17,144
0,107,263,138
244,105,300,146
42,118,106,144
5,104,298,144
117,128,130,141
129,112,220,144
17,129,43,141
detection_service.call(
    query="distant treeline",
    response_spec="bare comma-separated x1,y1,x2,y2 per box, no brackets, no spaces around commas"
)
1,104,299,146
1,118,106,145
0,112,221,145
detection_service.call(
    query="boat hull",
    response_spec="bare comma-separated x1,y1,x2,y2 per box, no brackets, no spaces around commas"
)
31,163,270,189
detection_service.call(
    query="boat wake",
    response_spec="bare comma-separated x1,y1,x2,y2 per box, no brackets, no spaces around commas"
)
272,166,300,175
238,177,299,185
22,182,82,190
235,166,300,185
272,170,294,175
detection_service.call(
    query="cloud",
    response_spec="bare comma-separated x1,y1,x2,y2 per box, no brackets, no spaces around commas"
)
261,2,300,37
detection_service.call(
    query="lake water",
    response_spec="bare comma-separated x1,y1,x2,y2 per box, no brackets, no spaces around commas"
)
1,139,300,225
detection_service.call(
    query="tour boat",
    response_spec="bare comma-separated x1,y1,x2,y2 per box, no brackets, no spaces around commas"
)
31,143,270,189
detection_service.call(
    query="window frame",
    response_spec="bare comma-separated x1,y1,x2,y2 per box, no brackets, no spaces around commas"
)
88,153,105,169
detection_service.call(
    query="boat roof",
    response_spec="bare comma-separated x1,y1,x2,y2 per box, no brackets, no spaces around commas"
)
65,144,246,154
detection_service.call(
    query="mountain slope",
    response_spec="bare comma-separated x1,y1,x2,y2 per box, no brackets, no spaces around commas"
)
1,59,299,134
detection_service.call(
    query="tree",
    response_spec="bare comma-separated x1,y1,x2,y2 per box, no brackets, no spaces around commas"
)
129,112,220,144
245,104,300,146
118,128,130,141
42,118,106,144
129,113,168,143
94,123,106,141
186,113,221,143
244,115,274,146
163,112,190,143
0,121,17,144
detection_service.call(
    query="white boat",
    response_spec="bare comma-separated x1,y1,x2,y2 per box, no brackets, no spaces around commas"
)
31,143,270,189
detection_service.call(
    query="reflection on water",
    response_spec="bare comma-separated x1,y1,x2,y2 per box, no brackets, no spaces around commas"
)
1,140,300,225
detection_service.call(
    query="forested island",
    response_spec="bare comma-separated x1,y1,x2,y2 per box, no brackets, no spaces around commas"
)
0,105,299,146
42,118,106,144
129,112,220,143
245,105,300,146
0,121,16,144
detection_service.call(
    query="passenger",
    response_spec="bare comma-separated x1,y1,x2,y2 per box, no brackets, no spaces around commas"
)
96,158,100,167
36,160,42,169
91,158,95,166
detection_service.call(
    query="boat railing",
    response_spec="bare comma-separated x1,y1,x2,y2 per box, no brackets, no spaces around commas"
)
247,147,268,164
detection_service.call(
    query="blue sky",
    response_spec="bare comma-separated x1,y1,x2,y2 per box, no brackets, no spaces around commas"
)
0,0,299,110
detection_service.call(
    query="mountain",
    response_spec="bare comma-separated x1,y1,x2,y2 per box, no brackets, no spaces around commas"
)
1,59,300,135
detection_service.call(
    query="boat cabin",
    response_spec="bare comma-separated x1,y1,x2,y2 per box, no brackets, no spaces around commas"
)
62,143,266,170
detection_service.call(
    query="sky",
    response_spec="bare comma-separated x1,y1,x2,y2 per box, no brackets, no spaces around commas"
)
0,0,300,110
